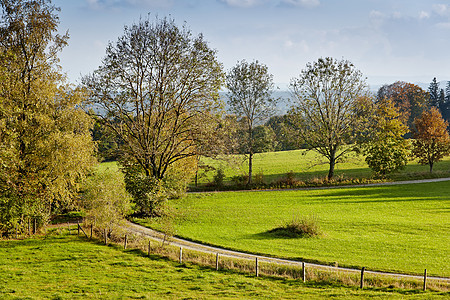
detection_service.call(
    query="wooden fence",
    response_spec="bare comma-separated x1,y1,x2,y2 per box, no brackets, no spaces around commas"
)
62,222,448,292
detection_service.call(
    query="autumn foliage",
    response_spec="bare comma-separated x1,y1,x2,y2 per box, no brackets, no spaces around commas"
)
377,81,429,133
412,107,450,172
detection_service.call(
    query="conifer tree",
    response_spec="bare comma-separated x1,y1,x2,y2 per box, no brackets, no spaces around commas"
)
428,77,439,109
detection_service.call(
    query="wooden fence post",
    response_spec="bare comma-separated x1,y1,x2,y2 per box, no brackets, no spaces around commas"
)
216,253,219,271
255,257,259,277
124,234,128,249
360,267,365,289
78,225,88,238
302,262,306,282
179,247,183,264
148,240,151,256
77,221,80,235
90,224,93,239
423,269,427,291
33,218,36,235
104,229,107,245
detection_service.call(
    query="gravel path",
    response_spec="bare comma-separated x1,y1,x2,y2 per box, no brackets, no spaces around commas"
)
124,177,450,282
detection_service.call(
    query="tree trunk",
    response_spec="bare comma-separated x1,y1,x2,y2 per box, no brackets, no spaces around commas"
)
328,151,336,180
247,124,253,185
248,151,253,185
429,162,433,173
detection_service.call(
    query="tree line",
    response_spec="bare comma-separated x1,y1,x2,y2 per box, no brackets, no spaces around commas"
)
1,0,449,236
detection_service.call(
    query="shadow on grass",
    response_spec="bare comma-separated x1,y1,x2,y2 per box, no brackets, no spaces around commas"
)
251,229,319,240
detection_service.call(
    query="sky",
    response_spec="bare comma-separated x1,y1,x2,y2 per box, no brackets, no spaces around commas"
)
53,0,450,90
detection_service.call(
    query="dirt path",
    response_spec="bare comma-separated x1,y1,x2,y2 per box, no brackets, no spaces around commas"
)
124,220,450,282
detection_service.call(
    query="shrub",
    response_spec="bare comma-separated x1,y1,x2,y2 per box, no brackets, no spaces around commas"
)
268,215,321,238
253,171,265,186
81,167,132,234
231,174,248,186
213,169,225,188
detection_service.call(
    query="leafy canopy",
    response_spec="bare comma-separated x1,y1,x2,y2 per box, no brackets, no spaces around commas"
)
0,0,96,235
83,16,224,215
412,107,450,172
363,99,410,176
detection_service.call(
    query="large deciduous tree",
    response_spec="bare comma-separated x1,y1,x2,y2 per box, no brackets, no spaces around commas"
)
377,81,429,133
412,107,450,173
0,0,96,235
290,57,369,180
83,17,224,215
226,60,278,185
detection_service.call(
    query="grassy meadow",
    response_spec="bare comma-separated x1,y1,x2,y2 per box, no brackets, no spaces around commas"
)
1,233,448,299
98,150,450,189
196,149,450,186
138,180,450,278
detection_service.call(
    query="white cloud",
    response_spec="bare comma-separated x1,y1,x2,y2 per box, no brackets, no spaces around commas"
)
419,11,430,20
281,0,319,8
433,4,450,17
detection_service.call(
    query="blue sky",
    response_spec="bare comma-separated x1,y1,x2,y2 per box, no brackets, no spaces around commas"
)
53,0,450,89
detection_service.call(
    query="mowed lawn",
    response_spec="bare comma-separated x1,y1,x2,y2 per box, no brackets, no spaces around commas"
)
153,181,450,277
2,234,443,299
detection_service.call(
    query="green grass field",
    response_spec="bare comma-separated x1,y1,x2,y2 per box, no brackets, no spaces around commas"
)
0,233,447,299
138,180,450,278
196,150,450,185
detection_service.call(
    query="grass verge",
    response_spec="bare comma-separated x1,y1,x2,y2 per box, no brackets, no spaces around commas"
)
1,230,448,299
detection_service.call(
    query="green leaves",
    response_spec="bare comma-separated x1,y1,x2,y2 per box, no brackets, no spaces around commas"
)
363,99,410,176
0,0,96,235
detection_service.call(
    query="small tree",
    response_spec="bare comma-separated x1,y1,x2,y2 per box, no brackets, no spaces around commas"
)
363,99,410,176
226,60,279,185
290,57,370,180
82,167,132,235
412,107,450,173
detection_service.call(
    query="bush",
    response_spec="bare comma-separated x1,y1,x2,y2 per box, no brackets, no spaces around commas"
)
253,171,265,186
81,166,132,233
268,215,321,238
274,171,301,187
213,169,225,188
231,174,248,186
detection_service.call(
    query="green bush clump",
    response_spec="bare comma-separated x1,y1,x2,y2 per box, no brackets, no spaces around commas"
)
268,215,321,238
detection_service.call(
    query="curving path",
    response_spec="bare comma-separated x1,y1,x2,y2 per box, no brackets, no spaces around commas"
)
124,177,450,282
